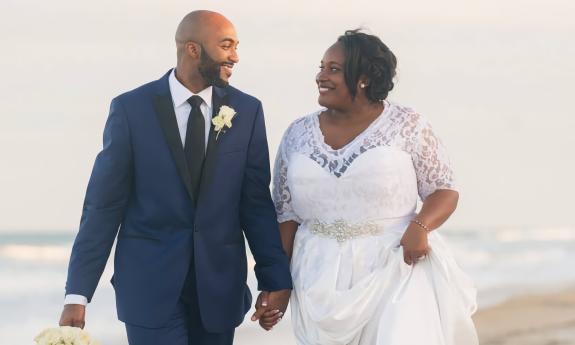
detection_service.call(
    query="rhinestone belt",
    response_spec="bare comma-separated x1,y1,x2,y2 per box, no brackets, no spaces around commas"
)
309,219,384,243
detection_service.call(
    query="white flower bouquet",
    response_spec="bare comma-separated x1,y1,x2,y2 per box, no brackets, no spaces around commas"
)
34,326,100,345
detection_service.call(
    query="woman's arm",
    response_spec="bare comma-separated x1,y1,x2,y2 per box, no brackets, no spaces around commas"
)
416,189,459,230
279,220,299,260
400,189,459,265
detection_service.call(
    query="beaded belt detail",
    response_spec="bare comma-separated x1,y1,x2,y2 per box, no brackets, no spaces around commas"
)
309,219,384,243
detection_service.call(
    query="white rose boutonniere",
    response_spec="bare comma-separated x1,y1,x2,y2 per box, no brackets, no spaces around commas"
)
212,105,237,140
34,326,100,345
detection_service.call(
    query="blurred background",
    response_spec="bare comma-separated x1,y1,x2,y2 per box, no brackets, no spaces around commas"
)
1,0,574,344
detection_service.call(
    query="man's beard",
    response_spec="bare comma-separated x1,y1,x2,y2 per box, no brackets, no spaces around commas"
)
198,47,228,88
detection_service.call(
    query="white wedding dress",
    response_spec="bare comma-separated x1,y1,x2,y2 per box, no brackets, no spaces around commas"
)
272,101,478,345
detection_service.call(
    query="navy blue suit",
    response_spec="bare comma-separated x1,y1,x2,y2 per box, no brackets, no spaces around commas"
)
65,70,292,339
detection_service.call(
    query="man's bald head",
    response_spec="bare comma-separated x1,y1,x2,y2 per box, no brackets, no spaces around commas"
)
173,10,239,92
175,10,235,48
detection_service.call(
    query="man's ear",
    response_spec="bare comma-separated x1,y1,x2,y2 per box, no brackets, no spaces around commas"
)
186,42,201,59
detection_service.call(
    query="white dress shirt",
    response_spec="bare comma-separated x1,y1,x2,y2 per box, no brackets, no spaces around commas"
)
64,69,214,306
168,68,214,149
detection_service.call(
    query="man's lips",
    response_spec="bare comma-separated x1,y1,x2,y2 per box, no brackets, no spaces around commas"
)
222,63,234,77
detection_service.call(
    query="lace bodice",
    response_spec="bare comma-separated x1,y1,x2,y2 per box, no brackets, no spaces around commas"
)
272,102,456,223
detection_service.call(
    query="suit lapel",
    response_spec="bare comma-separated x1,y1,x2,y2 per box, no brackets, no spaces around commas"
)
153,93,195,204
198,86,229,194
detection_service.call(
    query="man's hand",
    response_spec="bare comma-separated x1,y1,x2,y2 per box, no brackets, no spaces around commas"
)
251,289,291,330
266,289,290,313
59,304,86,329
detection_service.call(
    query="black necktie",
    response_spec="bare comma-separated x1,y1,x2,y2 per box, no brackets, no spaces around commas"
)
185,95,205,201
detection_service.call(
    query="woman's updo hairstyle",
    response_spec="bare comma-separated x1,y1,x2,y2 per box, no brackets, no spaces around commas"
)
337,29,397,102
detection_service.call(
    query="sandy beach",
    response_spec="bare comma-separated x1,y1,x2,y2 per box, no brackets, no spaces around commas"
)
473,288,575,345
234,288,575,345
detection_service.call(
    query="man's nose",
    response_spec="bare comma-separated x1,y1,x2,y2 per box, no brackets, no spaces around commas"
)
229,48,239,63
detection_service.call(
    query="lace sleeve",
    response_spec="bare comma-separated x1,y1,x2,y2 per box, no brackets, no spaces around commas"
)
272,130,302,224
408,113,457,200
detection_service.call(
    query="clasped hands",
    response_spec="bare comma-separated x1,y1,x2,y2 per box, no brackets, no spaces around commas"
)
250,289,291,331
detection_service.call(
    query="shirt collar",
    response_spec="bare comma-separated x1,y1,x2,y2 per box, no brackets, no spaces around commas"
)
168,68,213,108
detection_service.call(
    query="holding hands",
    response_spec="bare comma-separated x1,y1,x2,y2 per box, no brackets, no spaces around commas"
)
251,289,291,331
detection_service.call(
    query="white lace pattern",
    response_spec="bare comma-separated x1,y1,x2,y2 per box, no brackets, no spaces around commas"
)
272,102,456,224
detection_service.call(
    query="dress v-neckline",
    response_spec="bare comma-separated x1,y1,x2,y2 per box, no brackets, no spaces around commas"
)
313,101,390,154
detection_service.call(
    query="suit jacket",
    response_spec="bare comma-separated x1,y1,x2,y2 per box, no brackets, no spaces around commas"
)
65,70,292,332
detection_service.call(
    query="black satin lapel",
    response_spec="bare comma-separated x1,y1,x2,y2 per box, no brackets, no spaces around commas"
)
198,88,229,194
153,94,195,203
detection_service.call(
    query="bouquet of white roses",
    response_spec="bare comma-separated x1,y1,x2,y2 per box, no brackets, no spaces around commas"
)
34,326,100,345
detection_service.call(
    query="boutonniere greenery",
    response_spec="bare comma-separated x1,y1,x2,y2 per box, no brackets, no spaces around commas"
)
212,105,236,140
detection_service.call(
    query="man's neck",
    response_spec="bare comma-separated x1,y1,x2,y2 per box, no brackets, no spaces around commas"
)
175,68,209,94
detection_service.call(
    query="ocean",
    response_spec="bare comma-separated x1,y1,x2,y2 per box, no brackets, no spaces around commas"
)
1,227,574,344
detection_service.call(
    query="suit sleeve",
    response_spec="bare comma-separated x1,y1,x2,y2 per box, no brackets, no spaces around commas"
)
65,97,133,302
240,101,293,291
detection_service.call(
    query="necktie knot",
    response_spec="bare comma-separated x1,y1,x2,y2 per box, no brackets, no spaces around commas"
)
187,95,203,109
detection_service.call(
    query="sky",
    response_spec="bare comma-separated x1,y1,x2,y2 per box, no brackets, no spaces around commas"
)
0,0,574,231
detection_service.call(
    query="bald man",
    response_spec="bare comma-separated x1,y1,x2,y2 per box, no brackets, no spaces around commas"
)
59,11,292,345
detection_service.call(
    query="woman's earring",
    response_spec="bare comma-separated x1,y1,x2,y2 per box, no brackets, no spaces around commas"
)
360,83,366,89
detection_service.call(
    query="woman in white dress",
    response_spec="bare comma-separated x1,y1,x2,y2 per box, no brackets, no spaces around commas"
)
262,30,478,345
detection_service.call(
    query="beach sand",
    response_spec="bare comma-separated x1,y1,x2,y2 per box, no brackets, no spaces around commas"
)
473,288,575,345
234,288,575,345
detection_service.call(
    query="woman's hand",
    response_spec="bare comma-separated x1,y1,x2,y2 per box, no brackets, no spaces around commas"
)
259,309,284,331
398,189,458,265
400,223,429,265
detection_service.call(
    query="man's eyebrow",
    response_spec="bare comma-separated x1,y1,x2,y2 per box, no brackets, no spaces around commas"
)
220,38,239,44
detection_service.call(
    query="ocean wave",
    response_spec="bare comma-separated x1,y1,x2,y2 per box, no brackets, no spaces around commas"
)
0,244,71,263
494,226,575,242
443,226,575,242
1,227,574,308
